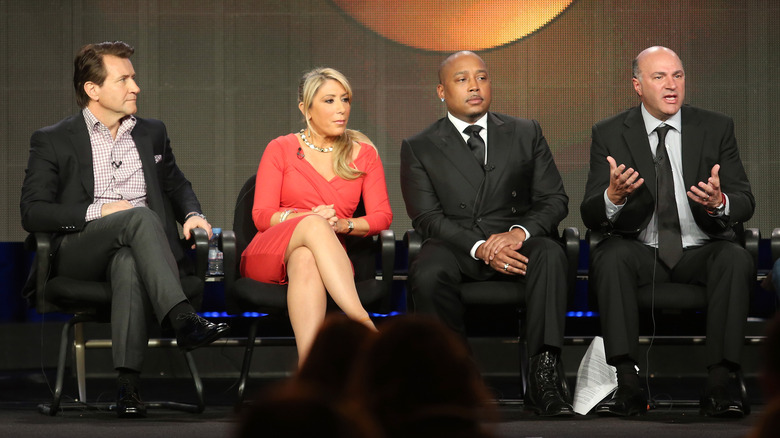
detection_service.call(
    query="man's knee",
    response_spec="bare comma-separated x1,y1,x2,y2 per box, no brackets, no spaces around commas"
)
591,237,636,271
122,207,164,233
712,242,753,271
524,237,566,267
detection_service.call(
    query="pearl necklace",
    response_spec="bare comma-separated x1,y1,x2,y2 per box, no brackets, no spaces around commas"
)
299,130,333,153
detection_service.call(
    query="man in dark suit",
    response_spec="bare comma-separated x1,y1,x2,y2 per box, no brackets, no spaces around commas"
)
20,41,229,418
400,51,572,416
581,46,754,417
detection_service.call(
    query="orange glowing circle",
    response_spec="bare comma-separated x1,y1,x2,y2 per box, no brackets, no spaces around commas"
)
332,0,575,52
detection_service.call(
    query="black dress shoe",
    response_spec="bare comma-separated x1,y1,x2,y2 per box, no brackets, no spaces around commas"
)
700,386,744,418
175,313,230,351
596,385,646,416
117,381,147,418
524,351,574,417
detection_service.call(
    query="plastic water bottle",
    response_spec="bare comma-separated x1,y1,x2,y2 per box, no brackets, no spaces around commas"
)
208,227,224,276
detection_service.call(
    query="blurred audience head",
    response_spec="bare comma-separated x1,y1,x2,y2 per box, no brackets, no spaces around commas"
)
235,380,380,438
761,313,780,399
296,313,378,400
351,315,496,438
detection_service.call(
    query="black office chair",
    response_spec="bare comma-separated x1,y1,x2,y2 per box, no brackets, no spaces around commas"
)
403,227,581,397
27,226,209,415
222,174,396,403
770,228,780,300
587,227,760,414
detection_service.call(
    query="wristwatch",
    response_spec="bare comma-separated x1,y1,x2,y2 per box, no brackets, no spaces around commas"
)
185,212,207,221
346,219,354,234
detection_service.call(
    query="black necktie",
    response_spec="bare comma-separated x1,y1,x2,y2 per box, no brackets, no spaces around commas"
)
463,125,485,166
654,125,683,268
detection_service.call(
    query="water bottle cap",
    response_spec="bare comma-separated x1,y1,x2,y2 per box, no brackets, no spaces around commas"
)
212,227,222,234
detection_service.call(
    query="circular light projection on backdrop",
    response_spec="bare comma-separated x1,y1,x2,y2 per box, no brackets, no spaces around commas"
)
332,0,575,52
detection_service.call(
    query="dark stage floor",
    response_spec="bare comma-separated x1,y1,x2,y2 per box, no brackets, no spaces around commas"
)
0,370,762,438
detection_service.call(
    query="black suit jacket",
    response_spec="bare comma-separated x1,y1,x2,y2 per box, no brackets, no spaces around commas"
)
580,105,754,241
401,112,568,265
20,112,202,275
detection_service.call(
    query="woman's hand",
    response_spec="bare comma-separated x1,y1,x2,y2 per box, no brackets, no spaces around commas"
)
311,204,338,228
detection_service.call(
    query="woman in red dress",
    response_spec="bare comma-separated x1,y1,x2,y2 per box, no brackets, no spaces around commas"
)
241,68,393,362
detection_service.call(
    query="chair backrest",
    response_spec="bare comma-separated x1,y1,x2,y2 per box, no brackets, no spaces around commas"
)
232,174,259,272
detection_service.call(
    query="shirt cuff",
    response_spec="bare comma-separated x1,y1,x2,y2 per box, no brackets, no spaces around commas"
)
470,240,486,260
604,189,624,221
86,203,103,222
509,225,530,240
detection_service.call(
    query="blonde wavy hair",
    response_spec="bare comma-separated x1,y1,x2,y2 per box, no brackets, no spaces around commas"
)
298,67,375,180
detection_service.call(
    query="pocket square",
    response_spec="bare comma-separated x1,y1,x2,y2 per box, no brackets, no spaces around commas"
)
154,154,162,163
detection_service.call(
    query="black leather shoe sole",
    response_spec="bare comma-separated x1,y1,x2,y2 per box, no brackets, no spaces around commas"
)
525,404,575,417
178,323,230,351
700,401,744,418
595,403,646,417
596,387,647,416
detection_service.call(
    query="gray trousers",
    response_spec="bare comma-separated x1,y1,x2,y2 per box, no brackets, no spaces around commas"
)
55,208,188,371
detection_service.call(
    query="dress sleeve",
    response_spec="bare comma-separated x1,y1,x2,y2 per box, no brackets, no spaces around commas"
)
252,139,285,232
359,146,393,235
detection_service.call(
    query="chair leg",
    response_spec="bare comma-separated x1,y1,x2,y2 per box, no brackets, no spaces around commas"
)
184,351,205,413
736,368,751,415
38,318,79,415
74,322,87,403
237,318,260,406
517,315,528,397
150,351,205,413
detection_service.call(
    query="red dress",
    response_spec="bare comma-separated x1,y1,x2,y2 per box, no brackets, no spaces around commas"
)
240,133,393,284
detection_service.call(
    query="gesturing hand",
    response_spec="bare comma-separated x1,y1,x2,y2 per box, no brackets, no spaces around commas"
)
606,156,644,205
687,164,724,211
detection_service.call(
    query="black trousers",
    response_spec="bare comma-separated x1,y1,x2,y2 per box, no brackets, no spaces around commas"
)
55,208,188,371
590,236,753,368
409,236,568,355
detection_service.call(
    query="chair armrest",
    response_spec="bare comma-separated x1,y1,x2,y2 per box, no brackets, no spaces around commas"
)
188,227,209,280
222,230,237,293
772,228,780,264
28,233,53,312
379,229,395,291
744,227,760,268
404,229,422,265
563,227,580,304
586,228,605,251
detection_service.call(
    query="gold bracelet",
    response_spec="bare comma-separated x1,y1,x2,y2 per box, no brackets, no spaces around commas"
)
279,209,292,222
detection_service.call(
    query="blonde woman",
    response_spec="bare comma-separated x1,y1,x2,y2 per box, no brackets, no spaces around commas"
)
241,68,392,362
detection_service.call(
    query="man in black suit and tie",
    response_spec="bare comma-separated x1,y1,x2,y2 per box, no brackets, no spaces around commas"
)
581,46,754,417
20,41,229,418
401,51,572,416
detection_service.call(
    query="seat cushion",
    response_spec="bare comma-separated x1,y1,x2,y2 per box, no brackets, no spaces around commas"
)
461,281,524,306
227,277,386,315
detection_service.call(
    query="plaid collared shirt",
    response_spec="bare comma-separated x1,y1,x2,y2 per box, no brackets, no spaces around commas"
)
83,108,147,221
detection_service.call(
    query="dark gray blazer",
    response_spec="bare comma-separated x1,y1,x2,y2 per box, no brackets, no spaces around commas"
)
400,111,568,266
21,112,202,274
580,105,754,241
